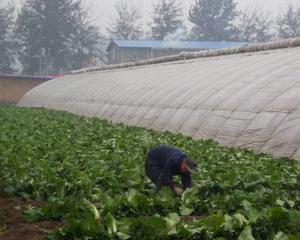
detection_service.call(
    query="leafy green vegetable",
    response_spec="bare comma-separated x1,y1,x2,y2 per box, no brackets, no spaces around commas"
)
0,105,300,239
237,226,255,240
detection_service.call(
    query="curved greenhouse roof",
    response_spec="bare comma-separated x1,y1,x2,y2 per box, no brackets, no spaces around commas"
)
19,38,300,160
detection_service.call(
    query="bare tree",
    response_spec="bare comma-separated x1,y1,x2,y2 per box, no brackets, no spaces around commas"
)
107,1,143,40
71,7,107,69
277,4,300,39
237,8,273,42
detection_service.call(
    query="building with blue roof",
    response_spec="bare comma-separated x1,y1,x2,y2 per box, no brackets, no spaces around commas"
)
107,39,248,64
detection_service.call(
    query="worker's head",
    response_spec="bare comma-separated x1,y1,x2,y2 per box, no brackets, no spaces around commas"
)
180,158,197,173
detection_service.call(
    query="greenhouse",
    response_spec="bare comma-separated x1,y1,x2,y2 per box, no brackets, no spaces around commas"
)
19,38,300,160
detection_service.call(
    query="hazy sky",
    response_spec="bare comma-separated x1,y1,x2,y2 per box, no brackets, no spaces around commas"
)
4,0,300,32
85,0,299,29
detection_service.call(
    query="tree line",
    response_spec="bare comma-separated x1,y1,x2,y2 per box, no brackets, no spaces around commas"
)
108,0,300,41
1,0,300,75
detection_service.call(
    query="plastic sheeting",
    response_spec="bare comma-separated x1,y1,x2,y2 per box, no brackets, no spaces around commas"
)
18,41,300,160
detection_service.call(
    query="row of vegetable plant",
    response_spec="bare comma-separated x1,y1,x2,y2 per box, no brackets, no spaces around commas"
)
0,105,299,239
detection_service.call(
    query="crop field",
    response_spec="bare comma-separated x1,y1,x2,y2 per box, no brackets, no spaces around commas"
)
0,105,300,239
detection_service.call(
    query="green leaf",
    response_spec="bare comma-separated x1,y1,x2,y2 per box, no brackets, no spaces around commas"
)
177,224,203,238
181,187,199,204
288,210,300,232
238,226,255,240
23,206,43,223
116,232,131,240
0,224,7,236
233,213,248,227
130,215,168,239
285,199,295,208
83,199,100,220
165,213,180,226
157,187,174,202
165,213,180,234
179,206,194,216
273,232,289,240
223,215,233,232
105,214,118,235
241,200,252,211
101,194,118,212
126,188,138,203
265,207,290,229
118,218,132,236
276,199,285,207
289,234,300,240
155,187,176,209
201,213,225,233
125,188,148,210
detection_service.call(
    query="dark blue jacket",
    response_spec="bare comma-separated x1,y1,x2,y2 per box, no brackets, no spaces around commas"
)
145,145,192,190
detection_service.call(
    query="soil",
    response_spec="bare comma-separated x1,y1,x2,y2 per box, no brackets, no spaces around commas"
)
0,197,206,239
0,197,62,240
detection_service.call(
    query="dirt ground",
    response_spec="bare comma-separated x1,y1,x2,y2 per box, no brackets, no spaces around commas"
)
0,197,207,240
0,197,62,240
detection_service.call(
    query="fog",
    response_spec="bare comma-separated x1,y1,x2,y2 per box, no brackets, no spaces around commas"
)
1,0,299,75
90,0,299,26
4,0,300,30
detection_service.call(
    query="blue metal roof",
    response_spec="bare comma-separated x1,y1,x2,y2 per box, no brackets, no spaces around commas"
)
110,39,248,50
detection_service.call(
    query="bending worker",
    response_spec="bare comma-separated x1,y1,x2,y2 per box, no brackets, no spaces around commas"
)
145,145,197,196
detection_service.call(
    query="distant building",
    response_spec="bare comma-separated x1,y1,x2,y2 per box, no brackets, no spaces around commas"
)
0,74,53,104
107,39,248,64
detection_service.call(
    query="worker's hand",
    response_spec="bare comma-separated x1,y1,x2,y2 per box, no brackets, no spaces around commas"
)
173,186,184,196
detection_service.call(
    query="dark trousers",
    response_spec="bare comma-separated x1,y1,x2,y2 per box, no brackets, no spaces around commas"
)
145,158,162,190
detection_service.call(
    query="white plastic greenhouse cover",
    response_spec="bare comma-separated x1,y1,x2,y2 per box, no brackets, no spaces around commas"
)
19,38,300,160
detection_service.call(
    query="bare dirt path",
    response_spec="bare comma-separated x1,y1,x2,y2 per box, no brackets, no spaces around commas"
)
0,197,62,240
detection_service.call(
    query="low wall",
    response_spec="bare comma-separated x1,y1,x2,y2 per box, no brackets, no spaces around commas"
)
0,75,52,103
